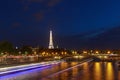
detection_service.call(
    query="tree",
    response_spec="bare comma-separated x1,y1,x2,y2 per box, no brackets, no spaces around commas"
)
20,46,32,54
0,41,14,53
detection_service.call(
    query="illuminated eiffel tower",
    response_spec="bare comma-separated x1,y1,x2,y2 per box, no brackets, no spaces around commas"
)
48,30,54,49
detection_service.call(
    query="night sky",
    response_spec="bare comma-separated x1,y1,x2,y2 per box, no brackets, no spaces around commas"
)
1,0,120,49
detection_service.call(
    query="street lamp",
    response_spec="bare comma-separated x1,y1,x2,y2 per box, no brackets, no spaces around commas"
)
107,51,111,54
83,51,87,54
95,51,99,54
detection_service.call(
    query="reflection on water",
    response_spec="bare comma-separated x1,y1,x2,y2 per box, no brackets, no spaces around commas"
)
0,62,119,80
105,62,114,80
71,62,79,77
61,71,68,80
81,62,91,80
93,62,102,80
60,62,68,69
50,62,118,80
118,71,120,80
72,67,78,77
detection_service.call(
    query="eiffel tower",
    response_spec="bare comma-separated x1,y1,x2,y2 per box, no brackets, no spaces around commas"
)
48,30,54,49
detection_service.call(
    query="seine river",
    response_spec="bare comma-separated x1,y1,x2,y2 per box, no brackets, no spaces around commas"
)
0,61,120,80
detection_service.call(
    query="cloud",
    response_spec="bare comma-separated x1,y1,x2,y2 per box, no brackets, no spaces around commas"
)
19,0,62,23
47,0,61,7
29,0,44,3
12,22,21,27
20,0,62,7
33,12,44,21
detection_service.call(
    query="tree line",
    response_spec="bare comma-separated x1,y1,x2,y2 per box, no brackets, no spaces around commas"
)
0,41,34,55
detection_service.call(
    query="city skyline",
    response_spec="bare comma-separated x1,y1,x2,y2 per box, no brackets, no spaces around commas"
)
0,0,120,49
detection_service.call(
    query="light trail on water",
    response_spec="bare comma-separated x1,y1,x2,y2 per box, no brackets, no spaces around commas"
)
0,61,62,75
0,66,51,80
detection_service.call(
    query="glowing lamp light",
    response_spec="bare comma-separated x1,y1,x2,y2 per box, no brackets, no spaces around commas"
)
104,56,108,59
65,52,67,54
83,51,87,54
95,51,99,54
107,51,111,54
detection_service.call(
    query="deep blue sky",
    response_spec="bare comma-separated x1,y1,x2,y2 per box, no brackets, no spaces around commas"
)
0,0,120,48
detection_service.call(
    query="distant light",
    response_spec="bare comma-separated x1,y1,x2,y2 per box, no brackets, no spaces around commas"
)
1,53,4,55
74,56,79,58
16,46,18,49
104,56,108,59
95,51,99,54
54,56,61,59
83,51,87,54
107,51,111,54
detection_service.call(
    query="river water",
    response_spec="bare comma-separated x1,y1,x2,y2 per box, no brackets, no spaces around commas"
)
0,61,119,80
